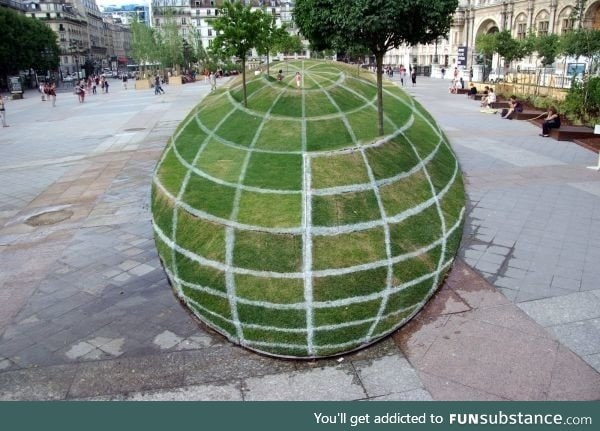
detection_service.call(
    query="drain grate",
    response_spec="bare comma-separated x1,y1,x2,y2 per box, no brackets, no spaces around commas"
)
124,127,146,132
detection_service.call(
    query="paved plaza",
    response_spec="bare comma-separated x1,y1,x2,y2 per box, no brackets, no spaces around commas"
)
0,73,599,400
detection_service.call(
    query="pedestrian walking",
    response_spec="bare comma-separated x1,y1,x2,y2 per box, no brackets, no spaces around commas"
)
295,71,301,88
48,83,57,107
411,69,417,87
154,75,165,95
0,94,9,127
209,72,217,91
39,82,46,101
76,81,86,103
399,66,406,87
122,74,128,90
104,80,109,93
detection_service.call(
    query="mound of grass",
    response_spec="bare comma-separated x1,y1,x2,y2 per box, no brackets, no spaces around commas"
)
152,60,465,358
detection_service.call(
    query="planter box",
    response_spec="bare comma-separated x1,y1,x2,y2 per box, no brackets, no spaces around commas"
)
135,79,152,90
168,76,182,86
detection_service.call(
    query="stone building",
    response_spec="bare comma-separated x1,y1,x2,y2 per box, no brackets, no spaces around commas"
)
150,0,304,58
5,0,132,77
383,0,600,77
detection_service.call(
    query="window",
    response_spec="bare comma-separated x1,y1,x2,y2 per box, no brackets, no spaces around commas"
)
207,9,211,15
517,23,527,40
208,29,212,36
208,39,213,47
182,18,186,24
562,18,575,34
538,21,549,36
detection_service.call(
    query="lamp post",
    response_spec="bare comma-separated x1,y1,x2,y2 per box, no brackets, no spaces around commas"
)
69,40,83,80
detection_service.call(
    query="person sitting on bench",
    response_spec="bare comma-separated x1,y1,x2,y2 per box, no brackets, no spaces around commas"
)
501,95,522,119
467,83,477,99
480,88,496,108
540,106,561,137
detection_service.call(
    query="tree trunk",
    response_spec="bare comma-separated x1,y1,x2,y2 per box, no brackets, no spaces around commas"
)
266,48,270,76
375,52,384,136
242,57,247,108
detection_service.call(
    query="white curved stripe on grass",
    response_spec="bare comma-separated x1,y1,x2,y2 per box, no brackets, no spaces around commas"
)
254,69,346,94
225,86,289,344
184,291,418,335
153,155,458,237
168,253,451,313
300,60,315,354
153,206,463,282
192,103,413,157
171,140,301,195
312,135,442,197
224,87,379,123
169,98,241,328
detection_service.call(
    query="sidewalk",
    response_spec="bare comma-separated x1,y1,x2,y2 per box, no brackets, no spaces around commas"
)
0,75,598,400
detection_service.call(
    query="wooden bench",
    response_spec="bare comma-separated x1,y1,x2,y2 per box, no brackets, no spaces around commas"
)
549,125,595,141
509,110,545,120
573,138,600,153
470,94,484,101
490,101,510,109
455,88,469,95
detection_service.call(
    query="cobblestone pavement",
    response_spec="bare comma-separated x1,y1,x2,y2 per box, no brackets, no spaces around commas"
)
0,75,598,400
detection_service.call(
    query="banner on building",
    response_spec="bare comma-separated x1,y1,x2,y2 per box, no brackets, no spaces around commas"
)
457,46,467,67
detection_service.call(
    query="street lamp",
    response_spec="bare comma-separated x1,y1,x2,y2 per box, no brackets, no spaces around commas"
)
69,40,83,79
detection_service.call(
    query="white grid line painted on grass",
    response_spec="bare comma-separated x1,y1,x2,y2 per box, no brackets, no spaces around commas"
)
154,207,463,282
300,61,315,354
153,158,457,238
170,102,239,311
153,63,465,357
225,87,288,345
165,254,455,313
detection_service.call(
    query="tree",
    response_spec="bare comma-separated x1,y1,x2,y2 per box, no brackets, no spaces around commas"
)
130,19,159,77
278,34,305,57
560,29,600,74
560,29,600,114
212,1,270,107
495,30,528,71
157,10,184,74
0,8,59,87
294,0,459,135
534,33,561,66
256,14,289,76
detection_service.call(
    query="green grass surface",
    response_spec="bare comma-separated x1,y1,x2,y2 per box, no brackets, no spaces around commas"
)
152,60,465,358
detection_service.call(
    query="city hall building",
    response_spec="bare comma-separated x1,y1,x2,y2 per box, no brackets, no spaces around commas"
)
384,0,600,75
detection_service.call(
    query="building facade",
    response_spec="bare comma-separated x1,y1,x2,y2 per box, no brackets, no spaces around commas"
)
383,0,600,75
4,0,133,77
150,0,305,58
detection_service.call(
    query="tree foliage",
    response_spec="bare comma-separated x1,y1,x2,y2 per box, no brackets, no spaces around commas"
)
212,0,271,107
157,10,184,73
255,14,289,75
495,30,529,66
533,33,561,66
294,0,458,135
0,8,59,85
560,29,600,73
130,19,159,75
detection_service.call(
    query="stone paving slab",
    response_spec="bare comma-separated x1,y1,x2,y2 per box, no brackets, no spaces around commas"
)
394,260,600,400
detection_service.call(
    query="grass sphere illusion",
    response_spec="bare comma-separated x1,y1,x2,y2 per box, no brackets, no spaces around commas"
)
151,60,465,358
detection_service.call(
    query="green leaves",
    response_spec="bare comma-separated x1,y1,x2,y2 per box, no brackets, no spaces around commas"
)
0,8,59,77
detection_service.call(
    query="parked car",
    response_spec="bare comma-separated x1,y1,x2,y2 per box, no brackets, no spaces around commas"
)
488,71,505,83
